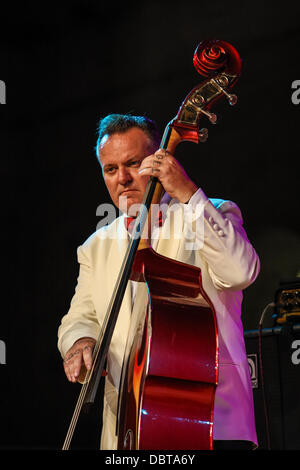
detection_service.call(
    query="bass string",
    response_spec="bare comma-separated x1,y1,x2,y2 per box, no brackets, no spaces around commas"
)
91,176,156,354
62,240,134,450
62,178,157,450
62,379,90,449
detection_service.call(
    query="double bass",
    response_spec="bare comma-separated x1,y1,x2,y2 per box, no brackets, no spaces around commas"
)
62,39,242,451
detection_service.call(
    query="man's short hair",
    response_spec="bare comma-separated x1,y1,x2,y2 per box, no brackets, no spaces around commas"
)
95,113,161,159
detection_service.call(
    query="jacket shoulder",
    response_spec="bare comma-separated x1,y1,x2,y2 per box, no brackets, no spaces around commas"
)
209,197,229,209
209,197,243,222
81,216,124,251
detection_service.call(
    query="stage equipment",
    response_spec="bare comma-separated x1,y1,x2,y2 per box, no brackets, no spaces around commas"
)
273,279,300,325
245,281,300,450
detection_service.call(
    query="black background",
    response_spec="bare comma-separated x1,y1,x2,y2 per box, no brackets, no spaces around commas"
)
0,1,299,450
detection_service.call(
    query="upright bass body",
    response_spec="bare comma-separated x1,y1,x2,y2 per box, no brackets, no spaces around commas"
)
117,248,218,450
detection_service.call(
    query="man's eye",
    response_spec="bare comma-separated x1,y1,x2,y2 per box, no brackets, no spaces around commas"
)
129,160,141,167
106,167,116,174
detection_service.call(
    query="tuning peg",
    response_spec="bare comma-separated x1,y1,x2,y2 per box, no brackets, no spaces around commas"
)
190,92,217,123
222,89,238,106
198,128,208,142
199,108,217,124
212,78,237,106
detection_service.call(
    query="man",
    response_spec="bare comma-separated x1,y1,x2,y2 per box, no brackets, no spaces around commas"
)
58,113,260,450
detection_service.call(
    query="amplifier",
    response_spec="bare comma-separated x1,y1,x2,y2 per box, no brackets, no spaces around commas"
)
274,279,300,324
244,323,300,450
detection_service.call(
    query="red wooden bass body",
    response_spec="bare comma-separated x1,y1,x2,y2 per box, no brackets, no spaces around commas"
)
117,248,218,449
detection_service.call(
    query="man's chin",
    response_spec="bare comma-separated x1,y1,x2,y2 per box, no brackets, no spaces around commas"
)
118,195,143,216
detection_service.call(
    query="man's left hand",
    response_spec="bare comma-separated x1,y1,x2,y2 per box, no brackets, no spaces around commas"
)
138,149,198,203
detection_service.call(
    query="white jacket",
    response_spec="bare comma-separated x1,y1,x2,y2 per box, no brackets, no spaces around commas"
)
58,188,260,449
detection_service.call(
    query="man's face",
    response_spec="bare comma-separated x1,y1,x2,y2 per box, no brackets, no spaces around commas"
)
98,127,154,215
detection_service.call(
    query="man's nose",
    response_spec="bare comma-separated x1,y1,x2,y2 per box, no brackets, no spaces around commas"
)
118,167,132,184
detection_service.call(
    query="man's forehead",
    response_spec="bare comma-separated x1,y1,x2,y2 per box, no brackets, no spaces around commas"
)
98,128,152,163
99,128,149,146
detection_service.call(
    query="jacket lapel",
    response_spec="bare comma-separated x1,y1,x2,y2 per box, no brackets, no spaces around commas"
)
155,199,183,260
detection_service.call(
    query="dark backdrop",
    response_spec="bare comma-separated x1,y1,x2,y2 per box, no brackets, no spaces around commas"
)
0,1,299,450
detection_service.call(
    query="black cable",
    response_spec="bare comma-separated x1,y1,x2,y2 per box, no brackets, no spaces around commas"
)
258,302,275,450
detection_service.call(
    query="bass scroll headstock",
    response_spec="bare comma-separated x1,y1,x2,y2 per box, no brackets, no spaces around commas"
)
160,40,242,149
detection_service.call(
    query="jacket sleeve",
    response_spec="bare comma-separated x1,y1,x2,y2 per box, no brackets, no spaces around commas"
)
57,244,101,358
187,188,260,291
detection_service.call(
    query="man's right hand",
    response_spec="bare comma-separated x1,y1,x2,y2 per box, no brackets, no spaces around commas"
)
63,337,96,383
